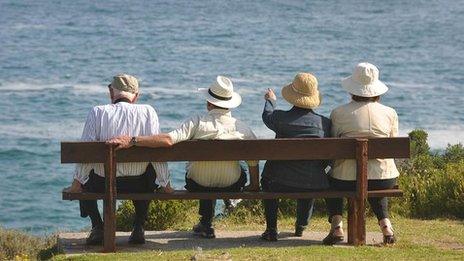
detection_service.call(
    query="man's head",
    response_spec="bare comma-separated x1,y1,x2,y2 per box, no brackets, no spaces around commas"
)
108,74,139,103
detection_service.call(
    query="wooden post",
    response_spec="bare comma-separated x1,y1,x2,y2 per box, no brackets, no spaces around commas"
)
347,198,357,244
354,139,368,246
103,145,117,252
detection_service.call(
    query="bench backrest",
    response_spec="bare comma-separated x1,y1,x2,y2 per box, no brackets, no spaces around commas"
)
61,137,410,163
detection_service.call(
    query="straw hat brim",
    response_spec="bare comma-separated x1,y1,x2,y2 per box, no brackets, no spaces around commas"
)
281,83,321,109
341,76,388,97
198,88,242,109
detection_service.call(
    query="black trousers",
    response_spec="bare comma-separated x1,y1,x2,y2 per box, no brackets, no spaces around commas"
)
185,169,247,228
261,177,315,231
79,164,158,229
325,176,397,222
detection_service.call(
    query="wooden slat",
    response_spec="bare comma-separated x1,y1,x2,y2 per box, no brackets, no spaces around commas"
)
355,139,368,246
61,137,410,163
62,189,403,200
368,137,410,158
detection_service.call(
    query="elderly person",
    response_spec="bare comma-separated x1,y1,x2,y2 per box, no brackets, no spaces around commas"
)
108,76,259,239
65,74,172,245
323,63,399,245
260,73,331,241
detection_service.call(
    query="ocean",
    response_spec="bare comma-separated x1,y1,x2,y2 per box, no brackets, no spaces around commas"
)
0,0,463,235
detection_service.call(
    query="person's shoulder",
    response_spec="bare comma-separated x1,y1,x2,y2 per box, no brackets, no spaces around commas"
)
330,102,351,118
375,102,397,116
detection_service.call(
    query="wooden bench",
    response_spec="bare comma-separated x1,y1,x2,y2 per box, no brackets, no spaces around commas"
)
61,137,410,252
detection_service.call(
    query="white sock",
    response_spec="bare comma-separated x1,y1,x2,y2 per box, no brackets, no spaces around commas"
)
379,218,394,236
331,215,343,231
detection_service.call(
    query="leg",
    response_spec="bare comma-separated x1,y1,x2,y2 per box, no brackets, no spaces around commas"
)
80,171,105,245
199,199,216,228
132,200,150,228
296,198,314,227
263,199,279,231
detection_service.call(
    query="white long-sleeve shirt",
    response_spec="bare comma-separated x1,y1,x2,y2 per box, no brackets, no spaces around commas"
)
74,102,170,187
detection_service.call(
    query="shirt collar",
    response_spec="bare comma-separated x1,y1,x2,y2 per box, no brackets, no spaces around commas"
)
208,108,232,116
290,106,314,113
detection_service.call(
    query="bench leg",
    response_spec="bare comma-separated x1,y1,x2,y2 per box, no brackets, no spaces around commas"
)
356,197,366,246
103,197,116,252
347,198,358,245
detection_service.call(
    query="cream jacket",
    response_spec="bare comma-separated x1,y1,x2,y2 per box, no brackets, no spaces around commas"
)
168,109,258,187
330,101,400,181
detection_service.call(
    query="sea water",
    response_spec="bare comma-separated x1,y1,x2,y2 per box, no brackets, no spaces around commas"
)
0,0,463,234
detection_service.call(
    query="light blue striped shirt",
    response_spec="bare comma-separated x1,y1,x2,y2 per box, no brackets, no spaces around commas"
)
74,102,170,187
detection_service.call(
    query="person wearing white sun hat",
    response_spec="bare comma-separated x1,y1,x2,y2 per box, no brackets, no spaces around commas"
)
323,62,399,245
108,75,259,239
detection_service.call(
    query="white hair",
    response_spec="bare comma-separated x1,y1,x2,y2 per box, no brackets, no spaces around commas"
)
111,87,137,101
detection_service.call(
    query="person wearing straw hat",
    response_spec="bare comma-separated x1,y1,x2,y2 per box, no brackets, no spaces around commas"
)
323,62,399,245
260,73,331,241
108,76,260,239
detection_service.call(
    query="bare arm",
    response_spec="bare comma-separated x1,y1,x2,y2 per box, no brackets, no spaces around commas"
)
106,133,173,150
245,164,260,191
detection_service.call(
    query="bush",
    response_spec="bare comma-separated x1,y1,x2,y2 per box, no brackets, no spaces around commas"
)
0,228,59,260
116,200,197,231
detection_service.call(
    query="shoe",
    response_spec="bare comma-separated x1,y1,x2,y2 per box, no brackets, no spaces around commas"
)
260,229,278,241
322,228,344,245
193,223,216,239
383,234,396,244
294,225,305,237
128,226,145,244
86,227,104,245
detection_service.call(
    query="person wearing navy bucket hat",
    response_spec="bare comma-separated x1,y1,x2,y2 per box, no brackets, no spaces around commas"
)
323,62,400,245
109,75,260,239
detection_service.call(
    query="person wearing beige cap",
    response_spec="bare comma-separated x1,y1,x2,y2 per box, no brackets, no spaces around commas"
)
260,73,331,241
108,76,259,239
323,62,399,245
65,74,172,245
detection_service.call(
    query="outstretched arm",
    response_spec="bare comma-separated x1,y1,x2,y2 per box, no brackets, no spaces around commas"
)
245,164,260,191
106,133,173,150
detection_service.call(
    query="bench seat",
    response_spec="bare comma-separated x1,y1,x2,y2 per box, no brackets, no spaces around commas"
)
62,188,402,200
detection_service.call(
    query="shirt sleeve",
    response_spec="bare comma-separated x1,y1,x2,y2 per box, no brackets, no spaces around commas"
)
390,110,399,137
262,99,278,132
74,108,98,184
148,107,171,188
167,115,200,144
329,110,340,137
241,123,259,167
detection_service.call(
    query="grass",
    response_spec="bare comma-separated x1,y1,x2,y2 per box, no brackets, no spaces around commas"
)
51,215,463,261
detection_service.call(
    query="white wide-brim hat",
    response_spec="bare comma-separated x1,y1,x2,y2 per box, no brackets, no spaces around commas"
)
198,75,242,109
341,62,388,97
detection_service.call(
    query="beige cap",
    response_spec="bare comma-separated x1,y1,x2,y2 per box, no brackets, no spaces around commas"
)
110,74,139,93
281,73,321,109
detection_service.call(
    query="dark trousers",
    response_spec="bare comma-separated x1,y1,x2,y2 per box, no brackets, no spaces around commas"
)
185,170,247,228
325,176,397,222
261,177,315,231
79,164,158,229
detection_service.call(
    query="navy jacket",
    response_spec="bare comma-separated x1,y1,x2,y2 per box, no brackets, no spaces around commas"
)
261,99,331,189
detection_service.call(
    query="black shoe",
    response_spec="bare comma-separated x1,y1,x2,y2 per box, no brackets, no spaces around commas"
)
193,223,216,239
128,226,145,244
322,230,344,245
86,227,104,245
294,225,305,237
260,229,278,241
383,234,396,245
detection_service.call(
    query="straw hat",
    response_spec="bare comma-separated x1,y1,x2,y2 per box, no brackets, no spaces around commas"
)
110,74,139,94
198,76,242,109
341,62,388,97
281,73,321,109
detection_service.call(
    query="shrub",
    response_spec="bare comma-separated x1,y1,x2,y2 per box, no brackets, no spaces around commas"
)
0,228,59,260
116,200,197,231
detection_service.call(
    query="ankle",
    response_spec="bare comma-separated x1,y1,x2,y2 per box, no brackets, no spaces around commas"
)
379,218,394,236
